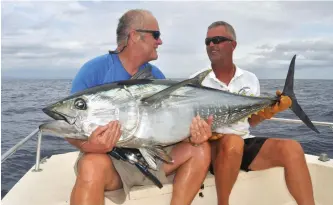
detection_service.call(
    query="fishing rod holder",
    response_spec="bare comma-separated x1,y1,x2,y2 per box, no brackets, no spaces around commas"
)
318,153,330,162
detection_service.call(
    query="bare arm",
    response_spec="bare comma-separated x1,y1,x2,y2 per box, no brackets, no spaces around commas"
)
65,138,108,154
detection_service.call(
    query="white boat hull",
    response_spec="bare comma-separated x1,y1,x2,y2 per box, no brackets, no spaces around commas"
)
2,151,333,205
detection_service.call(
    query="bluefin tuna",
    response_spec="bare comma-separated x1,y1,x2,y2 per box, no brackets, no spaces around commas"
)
39,55,319,171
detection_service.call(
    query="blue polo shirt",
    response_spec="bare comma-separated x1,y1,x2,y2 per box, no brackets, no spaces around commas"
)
71,53,165,94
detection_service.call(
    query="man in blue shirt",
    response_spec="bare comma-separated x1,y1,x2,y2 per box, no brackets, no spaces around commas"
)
70,47,165,94
67,9,213,205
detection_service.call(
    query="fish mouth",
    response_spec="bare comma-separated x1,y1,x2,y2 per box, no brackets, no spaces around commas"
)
39,120,86,139
42,107,76,125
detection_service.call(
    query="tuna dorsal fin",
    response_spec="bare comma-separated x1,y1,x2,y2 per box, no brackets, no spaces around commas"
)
141,69,212,104
131,64,155,80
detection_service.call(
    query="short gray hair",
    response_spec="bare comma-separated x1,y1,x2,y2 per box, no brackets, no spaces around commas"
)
116,9,152,45
208,21,236,41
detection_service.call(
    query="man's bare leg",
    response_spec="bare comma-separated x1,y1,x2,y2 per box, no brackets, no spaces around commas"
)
211,134,244,205
70,153,123,205
249,138,315,205
163,141,211,205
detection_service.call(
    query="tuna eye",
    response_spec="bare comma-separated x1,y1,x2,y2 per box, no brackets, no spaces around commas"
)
74,98,87,110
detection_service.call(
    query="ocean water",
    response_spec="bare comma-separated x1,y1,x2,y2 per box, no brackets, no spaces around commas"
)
1,79,333,198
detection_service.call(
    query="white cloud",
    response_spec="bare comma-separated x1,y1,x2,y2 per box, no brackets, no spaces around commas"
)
1,1,333,79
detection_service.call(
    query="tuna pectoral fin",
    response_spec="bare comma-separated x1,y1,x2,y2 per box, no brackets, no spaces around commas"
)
139,148,158,170
139,146,173,170
131,64,155,80
282,55,320,133
141,69,212,104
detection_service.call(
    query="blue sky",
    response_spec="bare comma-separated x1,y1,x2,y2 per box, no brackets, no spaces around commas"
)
1,1,333,79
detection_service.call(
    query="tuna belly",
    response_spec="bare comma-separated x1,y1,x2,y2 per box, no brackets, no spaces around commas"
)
134,107,194,145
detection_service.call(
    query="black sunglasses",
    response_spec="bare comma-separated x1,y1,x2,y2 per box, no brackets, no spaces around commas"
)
205,36,233,46
136,29,161,40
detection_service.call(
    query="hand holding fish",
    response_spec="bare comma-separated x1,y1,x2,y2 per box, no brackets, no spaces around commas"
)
86,121,122,153
257,90,292,119
189,115,214,145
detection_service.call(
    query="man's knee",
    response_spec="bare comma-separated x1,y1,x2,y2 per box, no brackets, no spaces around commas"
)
219,134,244,157
77,153,113,183
279,139,305,163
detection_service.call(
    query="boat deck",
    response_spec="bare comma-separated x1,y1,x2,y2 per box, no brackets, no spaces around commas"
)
2,151,333,205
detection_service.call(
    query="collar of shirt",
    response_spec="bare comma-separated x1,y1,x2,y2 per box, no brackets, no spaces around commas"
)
206,66,244,91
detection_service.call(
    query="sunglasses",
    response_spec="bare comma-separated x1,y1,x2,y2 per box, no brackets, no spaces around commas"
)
205,36,233,46
136,29,161,40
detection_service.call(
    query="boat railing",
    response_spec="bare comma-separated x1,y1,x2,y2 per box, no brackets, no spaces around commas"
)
269,117,333,127
1,128,43,171
1,118,333,172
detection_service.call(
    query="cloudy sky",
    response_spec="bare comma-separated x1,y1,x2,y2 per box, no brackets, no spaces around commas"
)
1,1,333,79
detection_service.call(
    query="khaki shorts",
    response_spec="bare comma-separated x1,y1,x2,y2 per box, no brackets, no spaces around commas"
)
74,146,174,204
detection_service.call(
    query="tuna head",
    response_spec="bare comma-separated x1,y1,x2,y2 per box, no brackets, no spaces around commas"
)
42,87,140,140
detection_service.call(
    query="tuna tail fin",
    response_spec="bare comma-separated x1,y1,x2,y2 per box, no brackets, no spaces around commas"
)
282,55,320,133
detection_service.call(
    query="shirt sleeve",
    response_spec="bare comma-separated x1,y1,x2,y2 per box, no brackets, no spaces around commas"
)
70,57,104,94
70,64,91,94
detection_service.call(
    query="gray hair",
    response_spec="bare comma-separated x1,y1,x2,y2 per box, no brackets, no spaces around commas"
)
116,9,152,45
208,21,236,41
